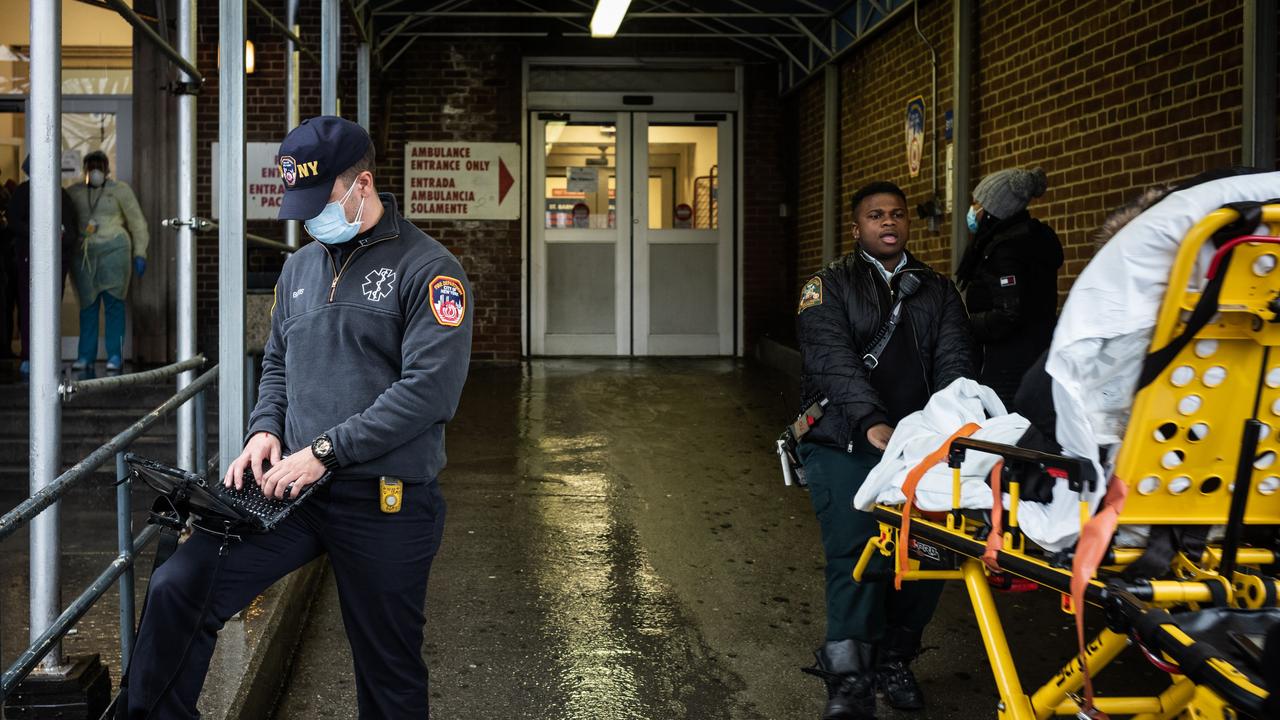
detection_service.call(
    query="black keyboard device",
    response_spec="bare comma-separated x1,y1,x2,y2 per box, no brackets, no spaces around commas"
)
125,453,331,533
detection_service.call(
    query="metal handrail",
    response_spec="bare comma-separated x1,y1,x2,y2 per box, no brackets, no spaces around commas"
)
194,218,297,254
58,355,208,402
0,364,220,701
2,525,161,697
0,366,218,545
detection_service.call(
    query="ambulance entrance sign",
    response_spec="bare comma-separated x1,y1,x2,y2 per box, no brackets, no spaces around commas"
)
404,142,521,220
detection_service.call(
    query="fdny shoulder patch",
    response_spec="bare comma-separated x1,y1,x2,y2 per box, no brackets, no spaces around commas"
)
798,276,823,314
430,275,466,327
999,275,1017,287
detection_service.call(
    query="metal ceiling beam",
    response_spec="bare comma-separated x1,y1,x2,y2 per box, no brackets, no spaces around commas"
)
780,0,910,94
771,35,809,73
103,0,204,86
512,0,589,31
373,0,474,55
791,16,832,56
375,10,828,17
248,0,320,63
381,33,419,68
631,0,787,61
70,0,158,22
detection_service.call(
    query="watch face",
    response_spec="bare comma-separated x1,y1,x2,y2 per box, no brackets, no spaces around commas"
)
314,437,332,456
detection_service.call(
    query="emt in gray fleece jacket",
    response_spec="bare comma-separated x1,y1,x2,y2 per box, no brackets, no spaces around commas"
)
245,191,473,482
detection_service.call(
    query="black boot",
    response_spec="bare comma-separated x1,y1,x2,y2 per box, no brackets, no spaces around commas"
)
801,639,876,719
875,627,925,711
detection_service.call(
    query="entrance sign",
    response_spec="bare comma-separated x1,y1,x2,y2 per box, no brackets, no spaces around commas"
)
211,142,284,220
404,142,520,220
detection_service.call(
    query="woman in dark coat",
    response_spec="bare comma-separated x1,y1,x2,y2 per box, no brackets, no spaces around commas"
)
955,166,1063,411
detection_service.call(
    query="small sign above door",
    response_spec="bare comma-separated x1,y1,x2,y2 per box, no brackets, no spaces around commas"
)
403,142,521,220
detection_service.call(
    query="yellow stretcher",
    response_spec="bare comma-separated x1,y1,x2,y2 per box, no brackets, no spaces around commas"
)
859,205,1280,719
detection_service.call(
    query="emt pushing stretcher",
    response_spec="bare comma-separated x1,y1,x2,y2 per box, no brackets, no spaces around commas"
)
845,168,1280,719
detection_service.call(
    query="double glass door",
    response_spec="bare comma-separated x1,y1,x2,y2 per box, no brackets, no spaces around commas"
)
531,111,734,356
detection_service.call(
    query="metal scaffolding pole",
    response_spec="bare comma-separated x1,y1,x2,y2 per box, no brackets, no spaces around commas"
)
219,0,247,476
322,0,340,115
357,42,370,130
28,0,65,673
104,0,204,86
1243,0,1277,169
950,0,975,272
285,0,300,248
176,0,198,472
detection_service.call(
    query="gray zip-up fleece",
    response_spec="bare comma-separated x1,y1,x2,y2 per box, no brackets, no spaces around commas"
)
246,193,473,483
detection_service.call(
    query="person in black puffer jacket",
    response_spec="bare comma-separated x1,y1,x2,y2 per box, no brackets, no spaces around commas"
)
955,167,1063,412
796,180,975,720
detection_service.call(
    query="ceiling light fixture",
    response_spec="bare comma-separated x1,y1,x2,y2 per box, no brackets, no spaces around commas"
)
590,0,632,38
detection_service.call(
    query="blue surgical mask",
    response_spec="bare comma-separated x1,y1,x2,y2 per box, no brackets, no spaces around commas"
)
305,180,365,245
966,205,980,234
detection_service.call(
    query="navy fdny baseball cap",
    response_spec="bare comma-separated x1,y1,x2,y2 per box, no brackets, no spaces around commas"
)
276,116,372,221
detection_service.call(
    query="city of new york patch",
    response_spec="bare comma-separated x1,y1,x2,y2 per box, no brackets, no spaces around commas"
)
430,275,466,327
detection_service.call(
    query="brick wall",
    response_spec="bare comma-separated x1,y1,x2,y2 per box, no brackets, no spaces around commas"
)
349,40,523,363
793,79,826,288
193,6,523,362
742,63,792,350
977,0,1244,296
193,2,326,355
188,6,795,361
839,0,954,272
787,0,1255,323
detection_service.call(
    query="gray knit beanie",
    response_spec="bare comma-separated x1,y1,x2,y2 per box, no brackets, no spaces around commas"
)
973,167,1048,220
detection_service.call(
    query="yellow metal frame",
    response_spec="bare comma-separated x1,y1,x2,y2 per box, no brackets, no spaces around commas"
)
859,205,1280,718
1113,207,1280,524
869,511,1273,718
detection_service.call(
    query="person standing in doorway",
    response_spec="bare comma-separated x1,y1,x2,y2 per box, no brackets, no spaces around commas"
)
796,181,974,719
7,155,80,380
66,150,148,377
955,166,1062,411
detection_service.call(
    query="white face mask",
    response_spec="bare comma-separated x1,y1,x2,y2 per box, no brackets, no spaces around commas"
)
304,179,365,245
88,169,106,187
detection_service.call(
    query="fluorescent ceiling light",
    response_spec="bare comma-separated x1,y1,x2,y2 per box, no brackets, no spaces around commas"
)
590,0,632,38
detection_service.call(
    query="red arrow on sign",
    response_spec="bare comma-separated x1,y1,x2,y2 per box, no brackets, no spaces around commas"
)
498,157,514,205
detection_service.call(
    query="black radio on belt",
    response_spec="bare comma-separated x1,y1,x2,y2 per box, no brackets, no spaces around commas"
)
776,398,829,487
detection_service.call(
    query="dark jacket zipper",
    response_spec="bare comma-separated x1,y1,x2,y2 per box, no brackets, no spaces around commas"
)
321,232,400,302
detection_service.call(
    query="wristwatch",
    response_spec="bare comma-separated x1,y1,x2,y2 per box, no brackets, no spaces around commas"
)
311,433,340,471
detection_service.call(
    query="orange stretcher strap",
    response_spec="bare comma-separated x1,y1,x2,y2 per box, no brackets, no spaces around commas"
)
896,423,981,590
982,460,1006,572
1069,474,1129,719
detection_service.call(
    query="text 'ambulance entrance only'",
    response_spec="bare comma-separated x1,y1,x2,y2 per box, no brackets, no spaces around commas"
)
531,111,735,356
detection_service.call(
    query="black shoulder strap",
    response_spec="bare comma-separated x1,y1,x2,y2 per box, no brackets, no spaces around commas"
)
861,297,908,370
1135,202,1263,391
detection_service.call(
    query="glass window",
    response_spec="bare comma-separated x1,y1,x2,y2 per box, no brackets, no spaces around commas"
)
544,121,617,230
647,124,718,230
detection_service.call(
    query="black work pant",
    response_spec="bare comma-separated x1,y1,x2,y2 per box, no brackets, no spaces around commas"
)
799,442,944,644
127,479,446,719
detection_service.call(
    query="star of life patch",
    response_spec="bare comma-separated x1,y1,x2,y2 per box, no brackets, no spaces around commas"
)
798,277,823,314
999,275,1017,287
429,275,466,327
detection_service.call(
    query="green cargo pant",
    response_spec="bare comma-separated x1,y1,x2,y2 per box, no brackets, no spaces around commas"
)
799,441,945,643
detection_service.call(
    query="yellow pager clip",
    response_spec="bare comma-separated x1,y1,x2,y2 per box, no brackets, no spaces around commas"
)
379,477,403,514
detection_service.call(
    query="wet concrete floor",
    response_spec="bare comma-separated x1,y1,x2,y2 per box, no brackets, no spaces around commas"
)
272,359,1166,720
